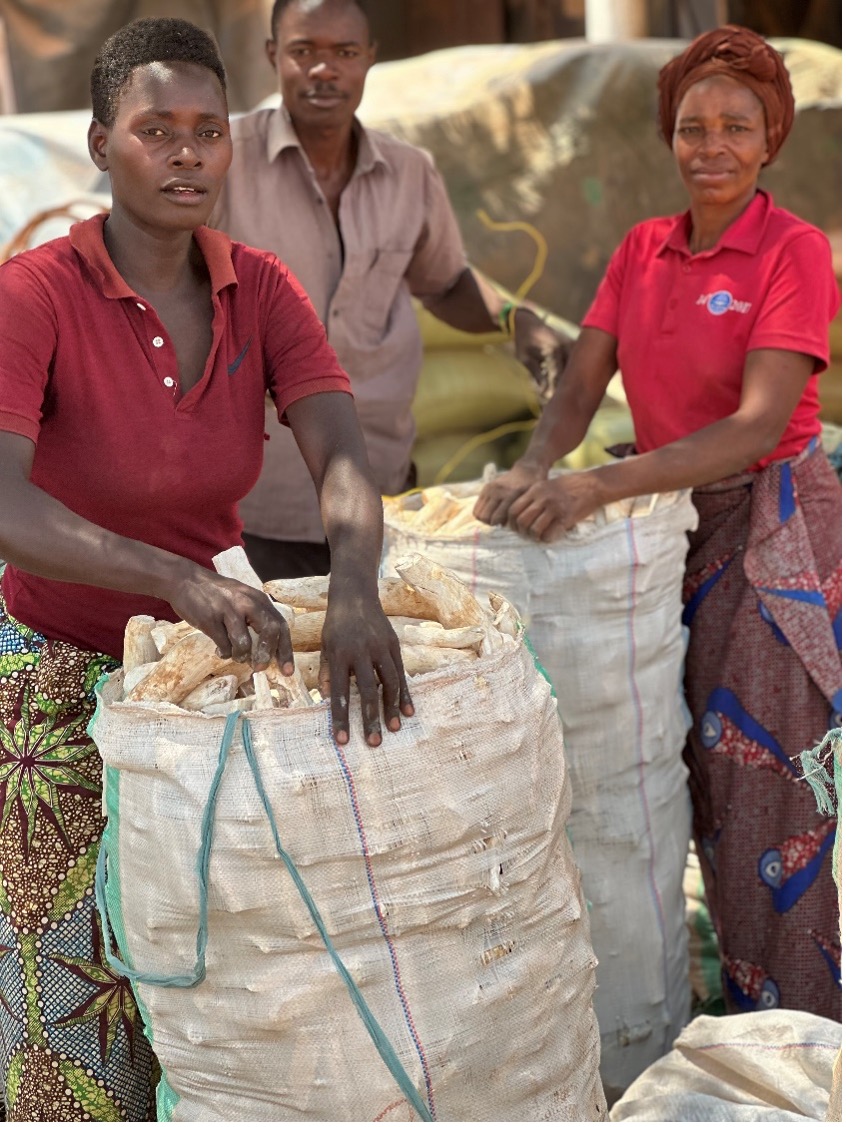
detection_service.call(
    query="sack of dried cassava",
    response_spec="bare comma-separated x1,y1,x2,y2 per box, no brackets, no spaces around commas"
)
383,480,698,1099
92,550,606,1122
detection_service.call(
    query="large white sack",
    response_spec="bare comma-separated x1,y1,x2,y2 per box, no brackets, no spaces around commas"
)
383,484,698,1098
92,628,606,1122
609,1010,841,1121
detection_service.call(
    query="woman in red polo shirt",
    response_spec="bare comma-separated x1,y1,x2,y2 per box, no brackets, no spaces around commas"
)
476,26,841,1021
0,17,412,1121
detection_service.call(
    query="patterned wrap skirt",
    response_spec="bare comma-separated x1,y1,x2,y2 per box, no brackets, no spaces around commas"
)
683,441,842,1019
0,592,156,1121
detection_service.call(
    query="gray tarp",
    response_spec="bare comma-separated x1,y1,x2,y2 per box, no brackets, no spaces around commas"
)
356,37,842,319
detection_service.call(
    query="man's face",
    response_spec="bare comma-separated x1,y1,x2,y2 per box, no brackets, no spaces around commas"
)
267,0,375,130
88,61,231,233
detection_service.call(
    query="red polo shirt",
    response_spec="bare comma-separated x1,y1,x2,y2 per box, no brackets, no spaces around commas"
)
583,190,839,468
0,214,350,658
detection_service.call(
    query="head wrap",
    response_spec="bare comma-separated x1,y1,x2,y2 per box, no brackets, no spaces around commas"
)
657,25,794,165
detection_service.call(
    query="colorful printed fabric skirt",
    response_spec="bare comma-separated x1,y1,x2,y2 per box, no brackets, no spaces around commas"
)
0,593,157,1121
683,442,842,1020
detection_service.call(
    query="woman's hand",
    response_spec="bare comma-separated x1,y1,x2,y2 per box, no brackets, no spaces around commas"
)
319,591,414,748
473,460,548,527
166,569,294,672
507,470,606,542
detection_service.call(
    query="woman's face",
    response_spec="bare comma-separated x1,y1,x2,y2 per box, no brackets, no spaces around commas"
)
672,75,769,210
89,61,231,234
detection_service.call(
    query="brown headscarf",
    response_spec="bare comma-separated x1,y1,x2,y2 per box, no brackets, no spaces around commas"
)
657,25,795,166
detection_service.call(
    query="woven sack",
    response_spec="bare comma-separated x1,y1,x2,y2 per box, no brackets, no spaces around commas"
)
92,626,606,1122
609,1010,841,1122
383,484,698,1098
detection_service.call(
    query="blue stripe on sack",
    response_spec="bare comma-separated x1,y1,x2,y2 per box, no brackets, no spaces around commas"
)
779,463,796,522
833,608,842,652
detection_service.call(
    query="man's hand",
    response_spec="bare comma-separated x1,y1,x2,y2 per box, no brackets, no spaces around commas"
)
473,460,548,527
507,470,605,542
167,569,294,672
319,591,414,748
513,307,572,402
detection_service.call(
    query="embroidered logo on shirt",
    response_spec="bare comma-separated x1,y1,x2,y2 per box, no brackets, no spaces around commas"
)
697,290,752,316
228,336,253,375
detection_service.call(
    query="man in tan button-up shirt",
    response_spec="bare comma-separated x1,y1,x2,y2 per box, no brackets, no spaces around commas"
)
213,0,567,580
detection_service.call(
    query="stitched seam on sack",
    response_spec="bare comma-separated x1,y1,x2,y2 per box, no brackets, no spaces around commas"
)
327,715,437,1117
625,518,672,1042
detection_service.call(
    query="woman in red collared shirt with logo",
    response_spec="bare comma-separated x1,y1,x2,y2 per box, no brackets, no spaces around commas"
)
476,26,841,1022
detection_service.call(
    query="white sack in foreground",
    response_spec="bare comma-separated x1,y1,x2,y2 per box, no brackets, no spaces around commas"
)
609,1009,841,1122
91,565,606,1122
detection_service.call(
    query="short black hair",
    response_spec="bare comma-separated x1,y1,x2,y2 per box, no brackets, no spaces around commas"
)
90,17,227,126
270,0,370,41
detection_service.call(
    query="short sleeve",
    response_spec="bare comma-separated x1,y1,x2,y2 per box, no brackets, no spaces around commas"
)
581,233,633,337
0,256,56,441
403,156,467,298
747,231,841,373
260,258,352,421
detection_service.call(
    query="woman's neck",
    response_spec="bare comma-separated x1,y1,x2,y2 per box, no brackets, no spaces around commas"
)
103,209,198,295
688,188,759,255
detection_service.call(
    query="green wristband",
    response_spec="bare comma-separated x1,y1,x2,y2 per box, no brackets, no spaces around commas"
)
498,300,516,333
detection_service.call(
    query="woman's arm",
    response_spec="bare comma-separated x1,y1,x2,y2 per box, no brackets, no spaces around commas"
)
286,392,414,748
506,347,815,541
474,327,618,525
0,431,292,669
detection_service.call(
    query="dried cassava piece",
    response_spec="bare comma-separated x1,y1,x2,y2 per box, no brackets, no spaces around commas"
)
123,661,159,696
263,576,330,611
126,631,230,704
385,487,486,537
264,660,312,707
265,574,441,623
200,696,256,717
489,592,520,638
123,615,159,670
377,578,441,621
413,492,462,533
393,553,487,630
180,674,239,711
212,546,310,709
394,552,500,653
293,651,321,692
151,620,195,656
400,644,478,676
394,621,485,650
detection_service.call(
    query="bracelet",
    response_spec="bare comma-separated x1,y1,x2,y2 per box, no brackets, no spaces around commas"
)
498,300,517,334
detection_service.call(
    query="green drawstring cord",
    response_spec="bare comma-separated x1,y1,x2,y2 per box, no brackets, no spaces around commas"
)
96,710,432,1121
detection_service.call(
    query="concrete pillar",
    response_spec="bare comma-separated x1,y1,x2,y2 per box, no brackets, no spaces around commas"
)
585,0,649,41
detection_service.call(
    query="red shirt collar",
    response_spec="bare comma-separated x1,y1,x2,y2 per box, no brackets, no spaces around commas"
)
659,189,773,259
68,212,239,298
